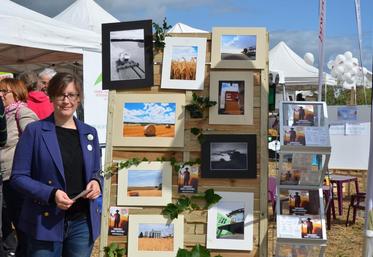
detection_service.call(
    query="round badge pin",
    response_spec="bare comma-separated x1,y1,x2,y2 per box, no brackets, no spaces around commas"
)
87,144,93,151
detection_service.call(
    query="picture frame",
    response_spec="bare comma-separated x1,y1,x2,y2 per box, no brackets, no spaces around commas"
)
161,37,207,90
211,27,266,69
201,134,257,178
112,92,185,147
102,20,154,90
128,215,184,257
207,192,253,251
209,71,254,125
117,161,172,206
280,101,330,147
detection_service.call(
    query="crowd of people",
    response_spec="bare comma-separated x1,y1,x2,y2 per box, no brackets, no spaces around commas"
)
0,69,102,257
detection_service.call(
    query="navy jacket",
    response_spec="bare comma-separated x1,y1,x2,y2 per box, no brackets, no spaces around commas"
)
10,115,102,242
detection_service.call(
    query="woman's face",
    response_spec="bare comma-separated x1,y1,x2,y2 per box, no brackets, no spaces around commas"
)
52,82,80,120
0,87,16,107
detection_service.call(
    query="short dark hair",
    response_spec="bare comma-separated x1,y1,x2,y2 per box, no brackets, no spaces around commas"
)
47,73,83,100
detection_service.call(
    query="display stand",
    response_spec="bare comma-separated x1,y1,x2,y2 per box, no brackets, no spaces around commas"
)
275,101,331,257
99,30,270,257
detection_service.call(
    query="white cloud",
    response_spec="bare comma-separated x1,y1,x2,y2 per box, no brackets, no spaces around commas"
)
270,30,372,71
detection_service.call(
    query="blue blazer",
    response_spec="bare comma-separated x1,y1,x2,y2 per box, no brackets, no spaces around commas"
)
10,115,102,242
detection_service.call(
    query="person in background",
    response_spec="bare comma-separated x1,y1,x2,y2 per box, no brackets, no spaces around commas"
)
296,93,306,101
37,68,57,93
0,100,7,257
18,71,54,119
10,73,101,257
0,78,38,257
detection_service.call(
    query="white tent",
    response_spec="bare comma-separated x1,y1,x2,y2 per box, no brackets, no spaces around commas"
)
269,41,336,86
54,0,119,34
168,22,208,33
0,0,101,73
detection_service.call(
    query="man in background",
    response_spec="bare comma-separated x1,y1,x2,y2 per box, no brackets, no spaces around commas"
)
37,68,56,93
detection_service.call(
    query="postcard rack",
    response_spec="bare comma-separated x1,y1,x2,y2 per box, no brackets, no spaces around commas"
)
275,101,331,257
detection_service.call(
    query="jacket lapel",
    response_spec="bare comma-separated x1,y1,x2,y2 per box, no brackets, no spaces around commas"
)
41,117,65,183
75,118,92,182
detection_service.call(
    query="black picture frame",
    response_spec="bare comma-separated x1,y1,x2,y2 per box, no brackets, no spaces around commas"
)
201,134,257,178
102,20,154,90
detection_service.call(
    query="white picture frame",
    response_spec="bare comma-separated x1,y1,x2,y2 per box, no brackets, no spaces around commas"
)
128,215,184,257
207,191,254,251
117,161,172,206
161,37,207,90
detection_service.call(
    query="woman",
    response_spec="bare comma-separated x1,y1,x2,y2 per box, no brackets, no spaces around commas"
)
0,78,38,257
10,73,102,257
18,71,54,119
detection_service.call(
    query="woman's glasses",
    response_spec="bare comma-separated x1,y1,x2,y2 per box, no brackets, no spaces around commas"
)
0,89,12,96
55,93,80,102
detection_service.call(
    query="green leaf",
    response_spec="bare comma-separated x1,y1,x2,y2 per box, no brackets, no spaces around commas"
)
191,244,211,257
162,203,179,220
190,128,201,136
176,248,191,257
177,197,191,211
204,189,222,209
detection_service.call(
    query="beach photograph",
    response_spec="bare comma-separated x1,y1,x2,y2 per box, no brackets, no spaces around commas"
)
127,170,162,197
123,102,176,137
221,35,257,60
138,223,174,251
170,45,198,80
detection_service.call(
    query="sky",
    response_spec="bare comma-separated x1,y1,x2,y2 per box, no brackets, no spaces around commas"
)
11,0,373,70
128,170,162,187
123,102,176,124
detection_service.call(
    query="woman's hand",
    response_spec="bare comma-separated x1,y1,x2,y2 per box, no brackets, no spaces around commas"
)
85,180,101,200
55,190,74,210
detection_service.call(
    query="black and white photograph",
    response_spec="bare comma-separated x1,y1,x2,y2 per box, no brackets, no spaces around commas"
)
201,134,257,178
210,142,248,170
102,20,153,90
110,29,145,81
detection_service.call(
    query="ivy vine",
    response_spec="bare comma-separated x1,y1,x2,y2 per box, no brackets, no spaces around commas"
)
153,17,172,52
176,244,222,257
190,127,204,144
162,189,222,221
104,243,126,257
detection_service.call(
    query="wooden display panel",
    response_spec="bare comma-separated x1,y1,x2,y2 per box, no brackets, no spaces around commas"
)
99,32,269,257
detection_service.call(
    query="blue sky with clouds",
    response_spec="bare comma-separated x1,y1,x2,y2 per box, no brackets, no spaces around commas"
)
128,170,162,187
123,102,176,124
12,0,373,69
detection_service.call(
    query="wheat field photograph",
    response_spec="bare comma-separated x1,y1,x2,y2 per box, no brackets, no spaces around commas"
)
127,170,162,197
123,102,176,137
138,223,174,251
170,45,198,80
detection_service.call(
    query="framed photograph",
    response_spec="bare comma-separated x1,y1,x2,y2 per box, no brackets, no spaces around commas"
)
161,37,207,90
207,192,253,251
177,164,199,193
112,93,185,147
108,206,129,236
128,215,184,257
102,20,153,90
211,27,266,69
201,134,256,178
117,161,172,206
337,106,357,122
277,214,326,240
209,71,254,125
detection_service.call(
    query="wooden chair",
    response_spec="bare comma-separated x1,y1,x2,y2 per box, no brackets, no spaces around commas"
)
346,192,366,226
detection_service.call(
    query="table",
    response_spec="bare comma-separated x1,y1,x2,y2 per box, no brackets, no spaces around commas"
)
330,174,359,215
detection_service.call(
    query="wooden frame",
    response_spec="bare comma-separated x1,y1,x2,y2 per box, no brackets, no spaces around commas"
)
207,192,254,251
201,134,257,178
112,93,185,147
211,27,266,69
128,215,184,257
117,161,172,206
209,71,254,125
102,20,153,90
161,37,207,90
